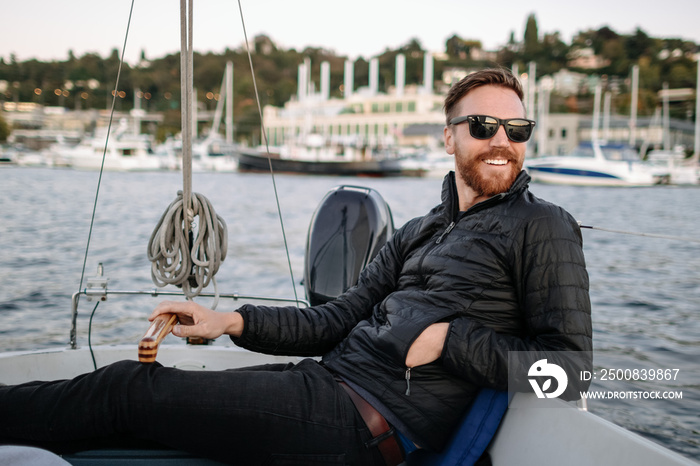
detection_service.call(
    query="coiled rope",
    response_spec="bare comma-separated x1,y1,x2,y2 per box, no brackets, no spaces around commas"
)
147,190,227,306
147,0,227,308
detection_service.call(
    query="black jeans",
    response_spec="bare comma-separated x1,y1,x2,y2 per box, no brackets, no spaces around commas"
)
0,358,384,465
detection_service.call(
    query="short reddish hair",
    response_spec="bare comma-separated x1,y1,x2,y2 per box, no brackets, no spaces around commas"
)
444,68,525,124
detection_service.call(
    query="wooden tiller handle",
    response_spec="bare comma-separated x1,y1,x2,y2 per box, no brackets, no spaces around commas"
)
138,313,178,363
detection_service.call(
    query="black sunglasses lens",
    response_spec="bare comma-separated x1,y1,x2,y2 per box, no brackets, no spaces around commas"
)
466,116,533,142
506,120,533,142
469,116,498,139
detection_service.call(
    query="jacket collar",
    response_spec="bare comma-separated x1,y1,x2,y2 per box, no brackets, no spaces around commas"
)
440,170,531,218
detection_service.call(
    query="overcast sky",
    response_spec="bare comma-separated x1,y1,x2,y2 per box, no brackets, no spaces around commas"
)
3,0,699,64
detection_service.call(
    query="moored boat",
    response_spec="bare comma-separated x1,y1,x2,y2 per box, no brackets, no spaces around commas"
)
237,134,423,177
47,120,174,172
0,147,17,166
398,149,454,179
525,141,670,186
647,148,700,185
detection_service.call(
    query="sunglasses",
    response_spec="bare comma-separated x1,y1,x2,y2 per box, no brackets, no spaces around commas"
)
449,115,536,143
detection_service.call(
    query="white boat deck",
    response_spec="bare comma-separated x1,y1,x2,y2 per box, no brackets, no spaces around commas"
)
1,345,697,465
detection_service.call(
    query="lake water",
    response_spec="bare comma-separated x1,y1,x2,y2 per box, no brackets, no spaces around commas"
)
0,166,698,461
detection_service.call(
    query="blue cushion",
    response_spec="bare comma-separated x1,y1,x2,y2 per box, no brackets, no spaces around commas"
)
406,389,509,466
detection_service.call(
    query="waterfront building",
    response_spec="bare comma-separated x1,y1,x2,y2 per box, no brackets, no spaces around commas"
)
260,54,446,149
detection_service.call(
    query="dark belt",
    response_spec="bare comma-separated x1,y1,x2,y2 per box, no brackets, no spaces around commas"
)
338,381,404,466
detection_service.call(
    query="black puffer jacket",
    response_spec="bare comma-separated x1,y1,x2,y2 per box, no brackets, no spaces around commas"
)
232,171,592,451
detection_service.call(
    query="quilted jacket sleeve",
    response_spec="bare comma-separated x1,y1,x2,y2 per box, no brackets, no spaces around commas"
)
230,222,412,356
440,207,592,397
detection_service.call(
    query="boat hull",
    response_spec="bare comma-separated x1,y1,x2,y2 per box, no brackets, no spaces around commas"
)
236,148,422,177
525,159,666,187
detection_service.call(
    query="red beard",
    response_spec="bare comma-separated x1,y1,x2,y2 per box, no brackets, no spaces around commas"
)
456,148,522,198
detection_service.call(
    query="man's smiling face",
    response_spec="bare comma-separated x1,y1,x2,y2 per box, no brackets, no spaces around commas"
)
444,84,528,201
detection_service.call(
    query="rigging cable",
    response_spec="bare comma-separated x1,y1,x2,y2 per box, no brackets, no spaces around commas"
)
578,222,700,244
237,0,300,305
147,0,228,309
76,0,134,358
77,0,134,299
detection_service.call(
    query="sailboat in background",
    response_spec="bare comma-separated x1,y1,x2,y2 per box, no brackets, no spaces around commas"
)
191,61,238,172
155,61,239,172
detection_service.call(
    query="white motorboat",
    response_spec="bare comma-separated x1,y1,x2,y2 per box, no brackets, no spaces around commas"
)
647,148,700,185
398,149,455,179
48,120,174,172
154,135,239,172
0,146,17,166
192,135,239,172
525,142,670,186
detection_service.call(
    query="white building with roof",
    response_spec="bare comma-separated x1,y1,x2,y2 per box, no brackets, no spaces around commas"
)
260,53,446,148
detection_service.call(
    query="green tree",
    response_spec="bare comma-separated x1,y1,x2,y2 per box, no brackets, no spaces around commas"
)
601,38,629,75
523,13,540,61
625,28,655,60
536,32,569,75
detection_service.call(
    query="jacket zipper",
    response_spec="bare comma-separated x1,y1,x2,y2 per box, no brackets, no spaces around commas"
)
403,185,515,396
416,220,453,290
435,221,455,244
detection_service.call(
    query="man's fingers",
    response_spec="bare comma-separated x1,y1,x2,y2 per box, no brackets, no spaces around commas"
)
172,323,189,337
150,300,193,321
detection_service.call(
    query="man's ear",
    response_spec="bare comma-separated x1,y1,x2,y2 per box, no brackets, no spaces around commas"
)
444,125,455,155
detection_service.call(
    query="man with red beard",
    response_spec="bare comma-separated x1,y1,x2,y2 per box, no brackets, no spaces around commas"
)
444,69,532,209
1,68,591,466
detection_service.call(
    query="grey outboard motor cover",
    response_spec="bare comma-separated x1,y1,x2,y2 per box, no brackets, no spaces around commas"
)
304,185,394,306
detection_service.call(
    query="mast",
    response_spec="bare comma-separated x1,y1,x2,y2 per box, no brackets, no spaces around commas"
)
629,65,639,147
526,62,536,154
537,79,550,156
226,61,233,144
694,62,699,161
395,54,405,97
527,62,536,119
662,82,670,151
603,91,611,141
210,62,232,142
592,82,602,142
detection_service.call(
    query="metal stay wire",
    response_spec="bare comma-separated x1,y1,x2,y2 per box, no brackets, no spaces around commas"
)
77,0,135,300
236,0,300,305
578,223,700,244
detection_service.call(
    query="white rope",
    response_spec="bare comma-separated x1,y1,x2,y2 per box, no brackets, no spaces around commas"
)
146,0,228,309
179,0,194,221
147,191,228,308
